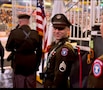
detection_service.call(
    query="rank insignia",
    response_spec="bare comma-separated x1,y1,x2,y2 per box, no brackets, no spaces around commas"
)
92,59,103,78
61,48,68,56
59,61,66,72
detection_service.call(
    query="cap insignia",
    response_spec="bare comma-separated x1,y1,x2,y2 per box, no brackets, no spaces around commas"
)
56,15,61,19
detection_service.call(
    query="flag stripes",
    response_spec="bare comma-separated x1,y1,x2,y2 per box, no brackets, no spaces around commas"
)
36,0,47,52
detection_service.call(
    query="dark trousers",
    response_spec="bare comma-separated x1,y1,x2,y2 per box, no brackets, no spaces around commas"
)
13,73,36,88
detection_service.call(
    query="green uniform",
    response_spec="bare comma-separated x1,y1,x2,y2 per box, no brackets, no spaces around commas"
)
44,37,76,88
87,55,103,88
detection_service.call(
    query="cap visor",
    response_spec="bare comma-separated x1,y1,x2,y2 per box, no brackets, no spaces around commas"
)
53,24,66,28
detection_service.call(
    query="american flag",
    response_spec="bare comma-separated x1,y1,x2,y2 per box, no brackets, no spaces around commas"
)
36,0,47,52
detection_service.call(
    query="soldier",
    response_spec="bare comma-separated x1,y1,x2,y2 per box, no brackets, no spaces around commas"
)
5,14,42,88
43,13,76,88
87,15,103,88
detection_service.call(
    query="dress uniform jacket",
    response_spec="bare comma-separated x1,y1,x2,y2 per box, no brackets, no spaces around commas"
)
5,25,42,76
44,37,76,88
87,55,103,88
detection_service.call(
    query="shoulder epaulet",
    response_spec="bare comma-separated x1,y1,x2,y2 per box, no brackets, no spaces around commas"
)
11,29,16,32
31,29,38,34
64,42,74,53
98,55,103,60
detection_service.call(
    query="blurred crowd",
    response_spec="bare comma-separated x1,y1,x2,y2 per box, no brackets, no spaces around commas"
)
0,8,12,32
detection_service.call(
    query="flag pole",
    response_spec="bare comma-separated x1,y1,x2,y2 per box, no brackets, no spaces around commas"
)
36,0,47,84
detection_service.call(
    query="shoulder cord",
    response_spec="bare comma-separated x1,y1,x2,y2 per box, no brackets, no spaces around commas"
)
76,46,82,88
46,41,64,69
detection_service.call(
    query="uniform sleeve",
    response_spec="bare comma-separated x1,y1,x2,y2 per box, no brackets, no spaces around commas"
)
5,30,15,51
36,35,42,71
53,46,76,87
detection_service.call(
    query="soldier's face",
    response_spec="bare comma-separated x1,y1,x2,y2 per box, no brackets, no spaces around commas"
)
53,26,70,40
